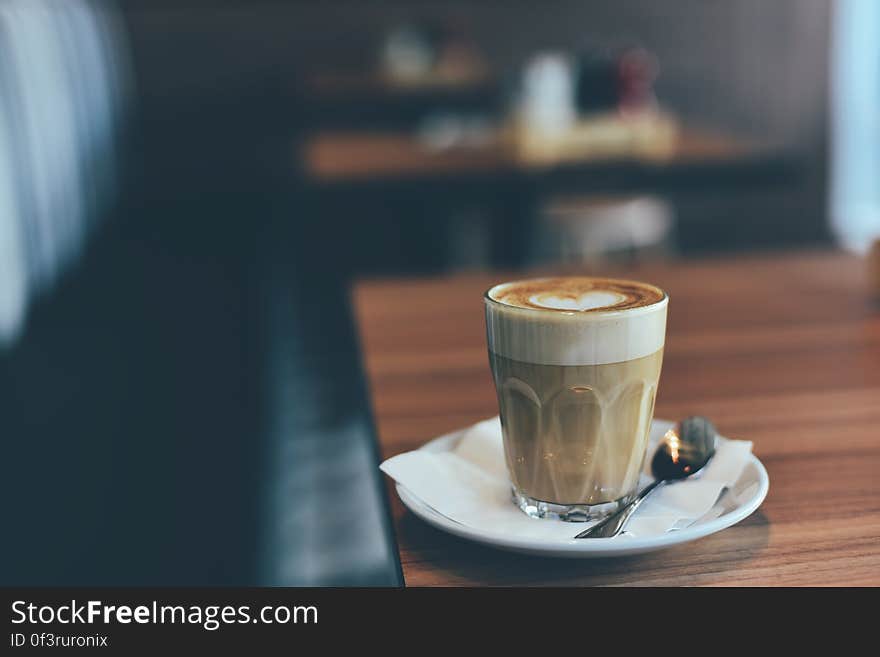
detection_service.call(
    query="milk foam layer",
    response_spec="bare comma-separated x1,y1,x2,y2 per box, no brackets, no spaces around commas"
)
485,277,667,366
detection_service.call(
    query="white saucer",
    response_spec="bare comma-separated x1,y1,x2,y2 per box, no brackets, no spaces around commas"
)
396,429,769,558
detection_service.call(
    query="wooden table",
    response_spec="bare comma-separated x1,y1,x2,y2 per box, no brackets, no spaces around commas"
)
353,250,880,586
303,126,775,184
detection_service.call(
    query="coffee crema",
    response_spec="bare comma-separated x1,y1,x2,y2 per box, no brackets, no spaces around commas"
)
489,277,665,313
485,277,668,367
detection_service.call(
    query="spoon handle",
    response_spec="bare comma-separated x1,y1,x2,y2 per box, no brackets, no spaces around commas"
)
574,480,664,539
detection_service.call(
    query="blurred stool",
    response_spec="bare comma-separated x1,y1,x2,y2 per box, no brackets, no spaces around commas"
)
535,195,675,265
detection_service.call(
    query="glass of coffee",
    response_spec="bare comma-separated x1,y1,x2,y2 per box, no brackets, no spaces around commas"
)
484,277,668,521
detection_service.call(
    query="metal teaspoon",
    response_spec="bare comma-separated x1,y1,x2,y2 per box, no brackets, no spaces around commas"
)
574,416,717,539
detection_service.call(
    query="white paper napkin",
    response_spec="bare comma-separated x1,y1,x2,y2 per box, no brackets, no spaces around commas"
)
380,417,753,541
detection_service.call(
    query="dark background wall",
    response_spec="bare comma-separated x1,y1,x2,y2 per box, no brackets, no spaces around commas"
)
121,0,833,254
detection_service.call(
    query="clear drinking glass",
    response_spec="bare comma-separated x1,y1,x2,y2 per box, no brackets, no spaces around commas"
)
484,277,668,521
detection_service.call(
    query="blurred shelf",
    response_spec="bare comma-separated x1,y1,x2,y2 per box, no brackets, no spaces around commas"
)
303,66,494,100
297,65,500,131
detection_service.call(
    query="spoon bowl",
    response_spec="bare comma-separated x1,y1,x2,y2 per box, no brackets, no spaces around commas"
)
651,415,717,480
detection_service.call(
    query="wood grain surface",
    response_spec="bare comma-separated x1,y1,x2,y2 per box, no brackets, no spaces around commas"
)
304,128,759,182
353,250,880,586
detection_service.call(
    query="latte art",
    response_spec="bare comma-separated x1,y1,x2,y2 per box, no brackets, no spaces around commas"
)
529,290,626,311
489,277,664,313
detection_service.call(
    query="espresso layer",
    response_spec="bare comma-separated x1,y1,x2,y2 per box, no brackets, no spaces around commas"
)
489,277,665,313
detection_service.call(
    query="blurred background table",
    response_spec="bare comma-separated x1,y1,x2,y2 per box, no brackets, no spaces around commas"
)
303,126,782,184
354,249,880,586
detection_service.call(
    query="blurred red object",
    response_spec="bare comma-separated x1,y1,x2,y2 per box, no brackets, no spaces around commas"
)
617,47,660,115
